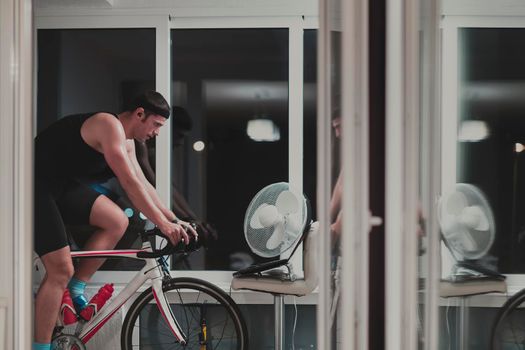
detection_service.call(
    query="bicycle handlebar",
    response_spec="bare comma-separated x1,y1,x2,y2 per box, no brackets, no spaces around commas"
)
137,225,200,259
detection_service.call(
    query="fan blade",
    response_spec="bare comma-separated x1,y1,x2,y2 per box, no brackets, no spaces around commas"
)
446,191,468,216
460,205,490,231
276,190,300,215
285,215,302,235
258,205,280,227
250,204,268,229
450,228,478,253
266,222,285,250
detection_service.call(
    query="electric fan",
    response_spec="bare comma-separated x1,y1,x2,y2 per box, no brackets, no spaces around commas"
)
438,183,503,280
234,182,311,277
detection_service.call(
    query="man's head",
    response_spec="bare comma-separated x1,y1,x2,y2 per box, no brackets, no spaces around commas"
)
332,107,342,139
127,90,170,119
126,91,170,142
172,106,193,146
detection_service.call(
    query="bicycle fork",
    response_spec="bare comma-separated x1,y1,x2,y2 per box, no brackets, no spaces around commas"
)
150,259,188,345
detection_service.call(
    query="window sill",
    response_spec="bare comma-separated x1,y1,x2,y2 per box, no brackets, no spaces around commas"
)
33,282,319,305
437,275,525,308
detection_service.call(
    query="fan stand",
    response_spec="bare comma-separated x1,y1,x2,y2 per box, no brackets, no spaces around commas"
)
447,261,505,282
274,294,285,350
231,223,319,350
440,277,506,350
441,260,506,350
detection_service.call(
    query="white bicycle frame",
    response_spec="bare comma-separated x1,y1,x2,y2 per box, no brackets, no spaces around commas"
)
34,242,188,345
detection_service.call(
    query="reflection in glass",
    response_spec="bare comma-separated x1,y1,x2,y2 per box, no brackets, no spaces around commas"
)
417,0,439,347
329,28,343,350
304,29,318,216
170,29,289,270
458,28,525,274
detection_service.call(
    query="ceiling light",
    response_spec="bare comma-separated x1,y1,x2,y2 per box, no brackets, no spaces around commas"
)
246,118,280,142
458,120,490,142
193,141,205,152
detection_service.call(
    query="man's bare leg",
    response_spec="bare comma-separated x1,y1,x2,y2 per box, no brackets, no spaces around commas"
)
34,246,74,343
73,195,128,282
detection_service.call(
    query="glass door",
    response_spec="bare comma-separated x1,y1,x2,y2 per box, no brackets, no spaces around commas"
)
318,0,372,348
384,0,442,349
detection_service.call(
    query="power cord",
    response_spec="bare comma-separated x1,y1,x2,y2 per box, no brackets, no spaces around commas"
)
292,296,298,350
445,299,451,350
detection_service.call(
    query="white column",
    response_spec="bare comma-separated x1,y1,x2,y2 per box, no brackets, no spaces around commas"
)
155,16,172,209
385,0,422,349
316,1,334,349
286,16,305,273
0,0,33,349
341,0,369,348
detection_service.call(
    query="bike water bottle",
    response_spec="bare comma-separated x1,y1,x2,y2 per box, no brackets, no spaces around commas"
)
79,283,114,321
59,289,78,326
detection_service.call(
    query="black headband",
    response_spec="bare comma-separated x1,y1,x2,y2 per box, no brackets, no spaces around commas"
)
135,97,170,119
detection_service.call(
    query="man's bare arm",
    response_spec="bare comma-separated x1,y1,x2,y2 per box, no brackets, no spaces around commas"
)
127,139,198,240
128,140,176,221
94,116,178,237
134,140,156,185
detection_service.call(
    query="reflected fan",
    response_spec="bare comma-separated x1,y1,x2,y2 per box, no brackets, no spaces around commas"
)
438,183,503,280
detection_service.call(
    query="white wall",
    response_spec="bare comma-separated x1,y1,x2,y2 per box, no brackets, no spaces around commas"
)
0,0,33,349
34,0,318,18
442,0,525,16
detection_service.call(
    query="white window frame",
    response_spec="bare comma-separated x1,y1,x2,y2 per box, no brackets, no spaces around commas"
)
2,0,33,349
169,15,307,282
34,14,171,283
34,13,317,293
317,0,371,348
441,15,525,294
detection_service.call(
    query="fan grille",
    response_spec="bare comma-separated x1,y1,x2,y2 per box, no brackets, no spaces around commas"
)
243,182,307,258
439,183,496,260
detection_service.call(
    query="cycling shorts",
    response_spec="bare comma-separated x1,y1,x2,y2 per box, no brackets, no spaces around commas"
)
34,177,102,257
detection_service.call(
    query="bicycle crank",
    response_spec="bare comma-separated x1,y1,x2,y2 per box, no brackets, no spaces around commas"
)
52,334,86,350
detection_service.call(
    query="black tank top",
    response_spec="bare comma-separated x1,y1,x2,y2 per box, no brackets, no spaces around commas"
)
35,112,116,183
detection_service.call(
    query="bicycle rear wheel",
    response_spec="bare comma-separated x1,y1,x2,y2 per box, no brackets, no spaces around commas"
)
491,289,525,350
121,277,248,350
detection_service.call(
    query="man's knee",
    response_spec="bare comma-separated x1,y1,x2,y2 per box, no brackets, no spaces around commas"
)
47,259,74,287
112,212,129,236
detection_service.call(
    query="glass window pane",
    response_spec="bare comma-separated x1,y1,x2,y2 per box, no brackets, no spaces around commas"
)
304,29,318,217
458,28,525,274
329,28,343,350
170,28,289,271
37,28,156,271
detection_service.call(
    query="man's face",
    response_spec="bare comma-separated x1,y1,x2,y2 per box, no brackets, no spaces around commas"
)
172,129,189,147
332,117,342,138
136,113,166,142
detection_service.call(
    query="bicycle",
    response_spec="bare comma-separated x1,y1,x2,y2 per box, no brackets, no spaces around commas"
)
34,227,249,350
490,285,525,350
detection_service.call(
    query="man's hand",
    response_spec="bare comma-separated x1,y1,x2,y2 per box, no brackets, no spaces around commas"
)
177,218,218,247
158,220,190,246
196,222,218,247
176,219,199,242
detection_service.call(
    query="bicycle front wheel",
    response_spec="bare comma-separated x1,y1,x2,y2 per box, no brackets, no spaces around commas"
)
491,288,525,350
121,277,248,350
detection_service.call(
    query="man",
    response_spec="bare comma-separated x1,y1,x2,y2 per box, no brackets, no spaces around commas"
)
33,91,197,350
